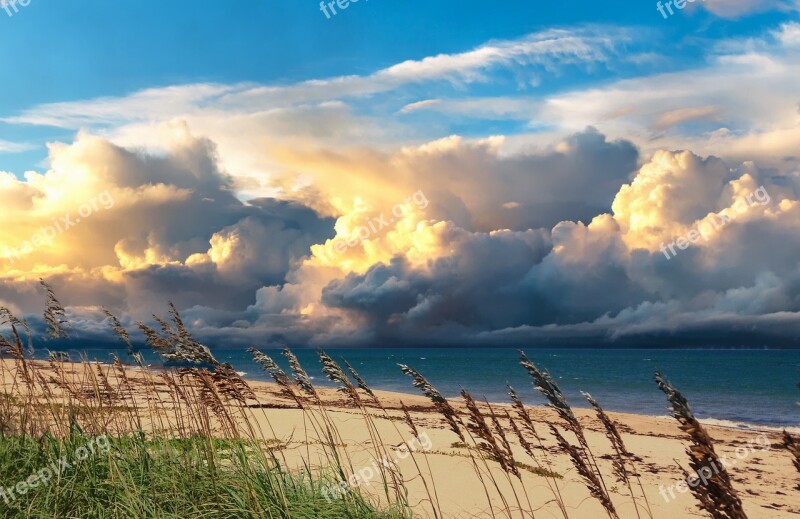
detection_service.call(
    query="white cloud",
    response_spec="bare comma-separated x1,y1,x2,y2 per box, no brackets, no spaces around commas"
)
3,22,800,347
375,28,623,83
702,0,789,18
4,84,235,129
774,21,800,45
0,139,35,153
6,27,627,131
528,29,800,168
399,97,541,119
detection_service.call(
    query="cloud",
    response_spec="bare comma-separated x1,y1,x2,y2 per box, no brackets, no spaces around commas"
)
702,0,790,18
0,125,641,343
1,27,631,201
6,27,627,130
281,147,800,347
3,24,800,349
399,97,541,119
0,139,35,153
17,22,800,199
271,128,639,233
375,28,623,83
2,123,800,349
650,106,721,131
0,128,334,317
398,99,442,114
527,26,800,170
3,84,235,129
774,21,800,45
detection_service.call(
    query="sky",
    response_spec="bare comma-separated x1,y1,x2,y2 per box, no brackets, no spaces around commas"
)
1,0,800,348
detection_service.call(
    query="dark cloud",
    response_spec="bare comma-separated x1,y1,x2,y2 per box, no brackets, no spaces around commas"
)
4,131,800,351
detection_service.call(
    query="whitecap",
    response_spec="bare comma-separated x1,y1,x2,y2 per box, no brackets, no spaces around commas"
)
698,417,799,434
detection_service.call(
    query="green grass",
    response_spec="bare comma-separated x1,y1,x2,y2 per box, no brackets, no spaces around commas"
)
0,432,410,519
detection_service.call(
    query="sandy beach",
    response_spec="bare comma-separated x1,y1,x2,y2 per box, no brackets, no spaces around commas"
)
2,358,797,519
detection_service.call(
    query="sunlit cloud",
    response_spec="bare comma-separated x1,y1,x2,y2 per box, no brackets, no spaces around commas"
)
2,21,800,348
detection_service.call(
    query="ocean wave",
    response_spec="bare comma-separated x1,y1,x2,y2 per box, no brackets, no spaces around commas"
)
698,417,800,434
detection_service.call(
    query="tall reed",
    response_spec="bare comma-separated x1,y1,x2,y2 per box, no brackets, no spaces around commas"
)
519,351,617,518
655,370,747,519
399,364,504,518
0,287,408,519
583,391,652,519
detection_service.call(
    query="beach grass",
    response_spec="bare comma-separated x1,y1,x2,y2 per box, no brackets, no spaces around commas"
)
0,287,797,518
0,432,405,518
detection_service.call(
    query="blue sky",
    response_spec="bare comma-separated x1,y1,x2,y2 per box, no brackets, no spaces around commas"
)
1,0,796,175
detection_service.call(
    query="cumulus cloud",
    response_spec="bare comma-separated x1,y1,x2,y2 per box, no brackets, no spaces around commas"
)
0,126,334,318
2,122,800,349
284,147,800,348
4,23,800,349
271,128,638,233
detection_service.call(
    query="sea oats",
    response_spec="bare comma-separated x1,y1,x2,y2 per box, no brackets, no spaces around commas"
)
519,351,579,434
102,308,134,356
282,347,318,400
521,353,613,517
400,401,419,438
582,392,629,482
248,347,302,406
508,384,542,445
551,424,619,519
399,364,465,442
138,305,217,366
461,389,518,477
583,391,652,519
168,302,218,365
784,430,800,475
137,322,179,361
344,359,377,401
40,279,70,339
655,370,747,519
212,362,256,403
318,350,360,406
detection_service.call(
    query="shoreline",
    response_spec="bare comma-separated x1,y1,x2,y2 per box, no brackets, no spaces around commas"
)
233,370,800,432
1,356,798,517
42,356,800,431
71,358,800,434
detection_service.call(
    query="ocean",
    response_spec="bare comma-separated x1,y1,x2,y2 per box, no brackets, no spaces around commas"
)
41,347,800,428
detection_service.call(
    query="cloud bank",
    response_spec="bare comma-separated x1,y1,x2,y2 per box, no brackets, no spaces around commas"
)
2,23,800,349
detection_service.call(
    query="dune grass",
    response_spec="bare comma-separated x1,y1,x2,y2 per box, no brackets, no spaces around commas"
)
0,284,797,518
0,284,411,519
0,432,404,518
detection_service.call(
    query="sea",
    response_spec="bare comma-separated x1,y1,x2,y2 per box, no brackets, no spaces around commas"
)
37,347,800,429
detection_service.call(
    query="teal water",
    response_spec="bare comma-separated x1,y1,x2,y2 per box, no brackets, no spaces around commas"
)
47,347,800,427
